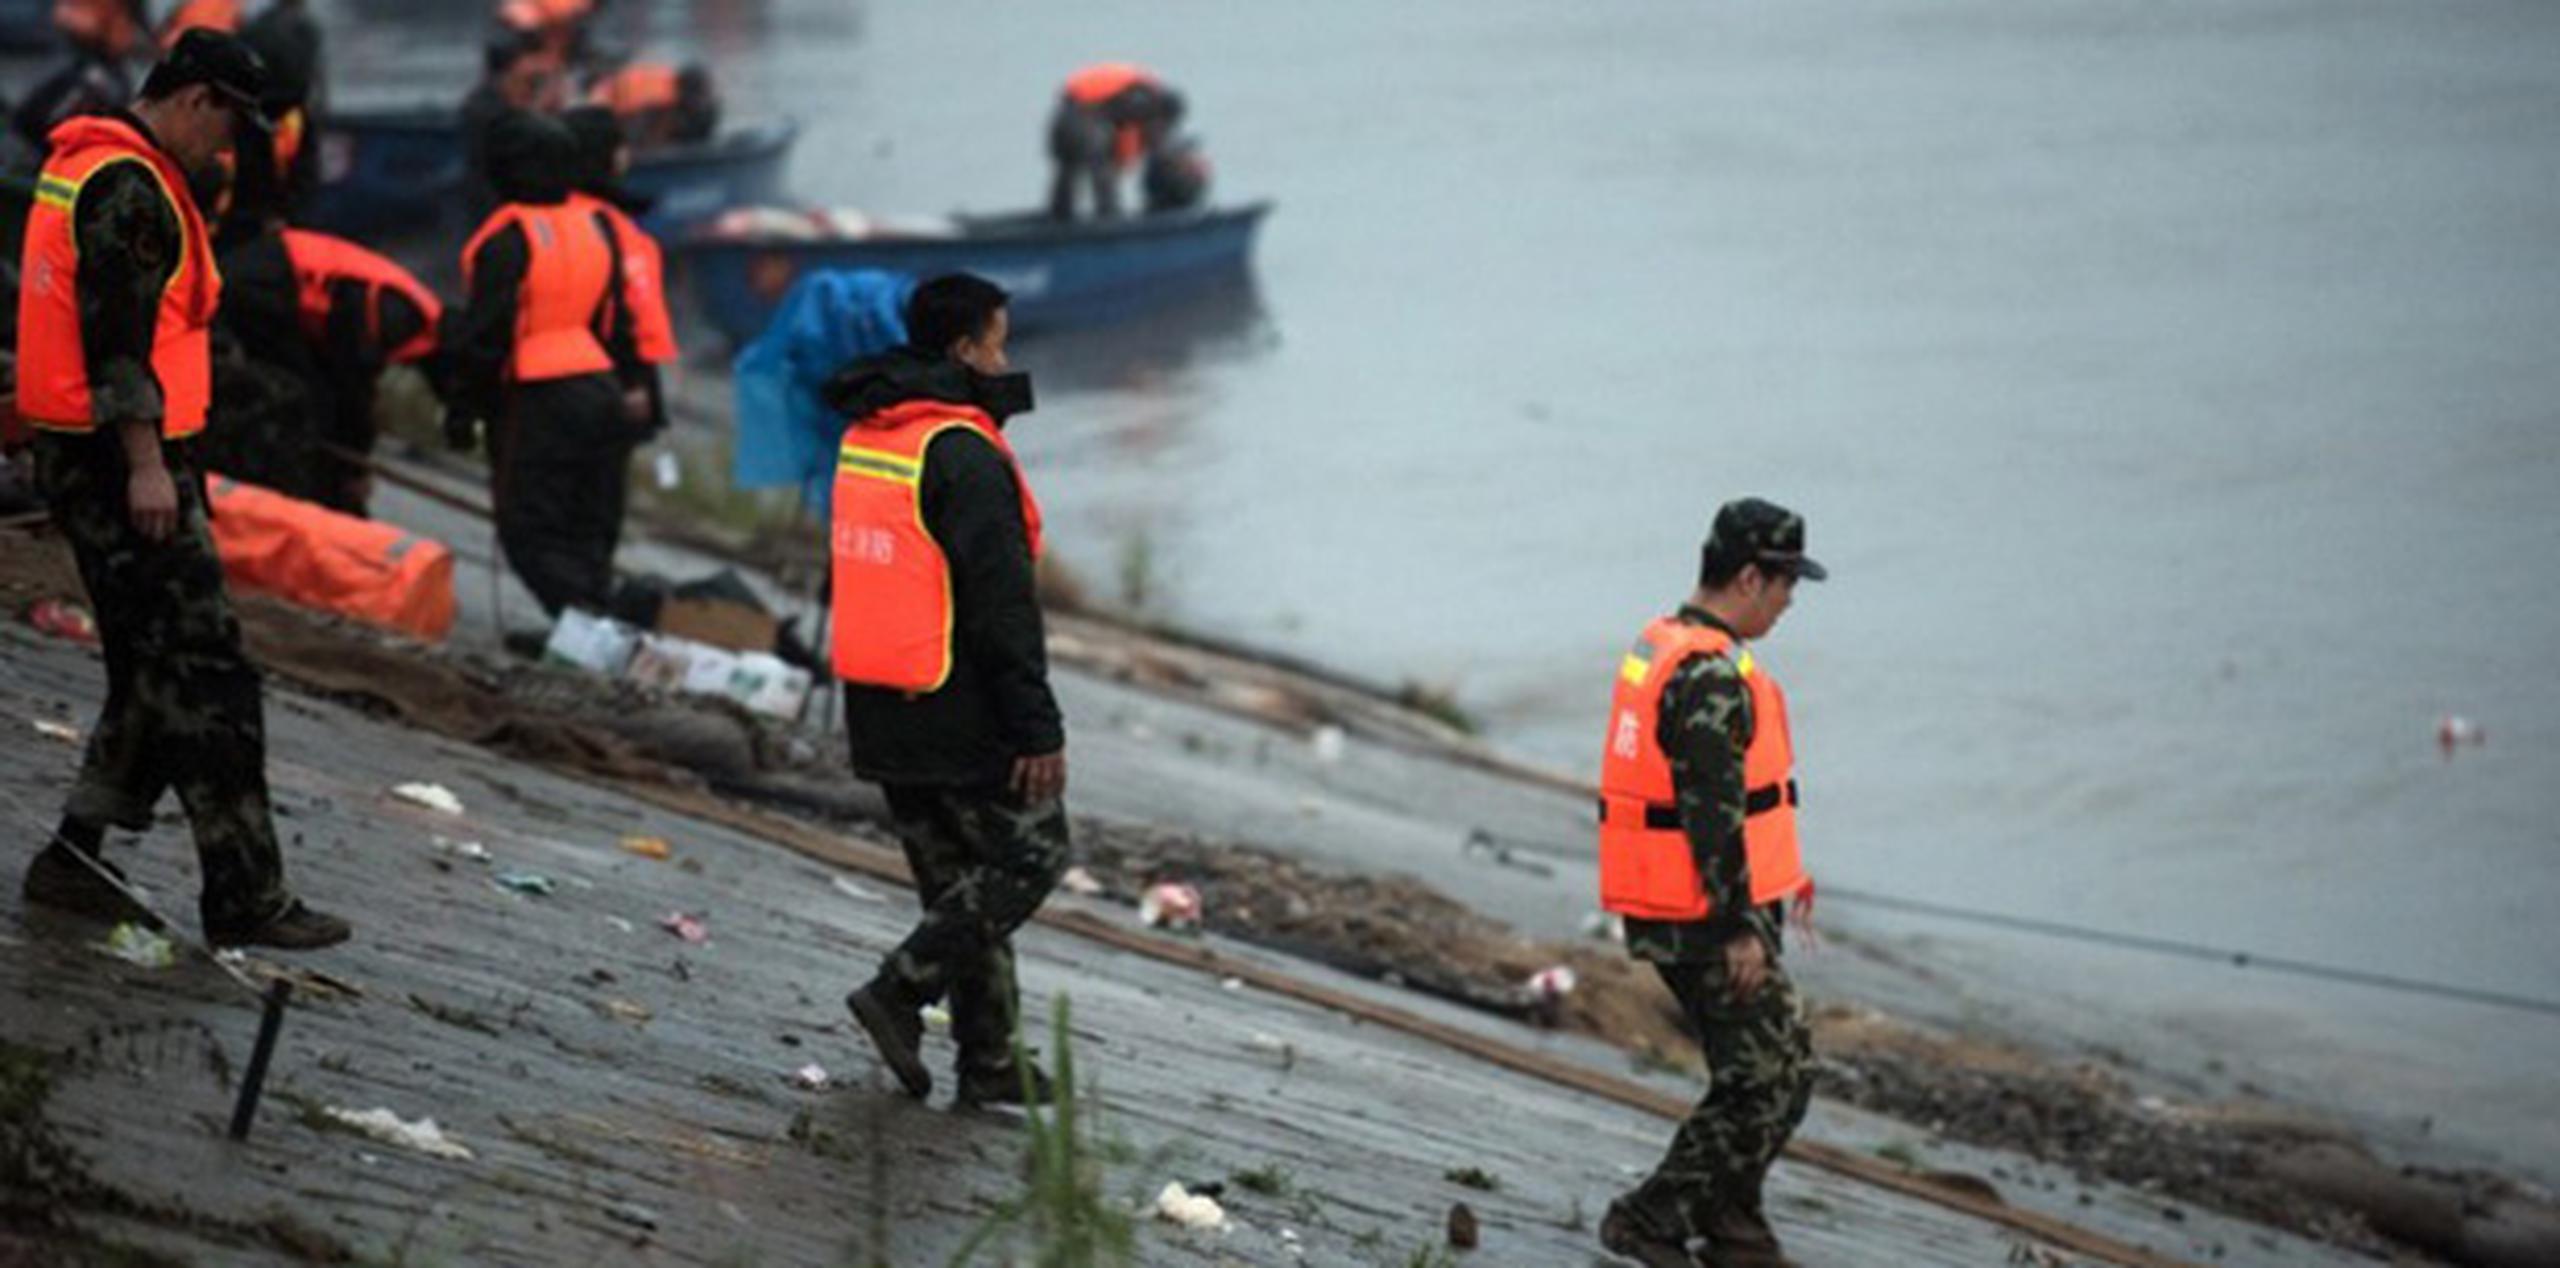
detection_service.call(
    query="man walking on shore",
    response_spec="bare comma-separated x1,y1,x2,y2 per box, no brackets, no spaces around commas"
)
15,32,349,949
1595,498,1824,1267
830,274,1067,1107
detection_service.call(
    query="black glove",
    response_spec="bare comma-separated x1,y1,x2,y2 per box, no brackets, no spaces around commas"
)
442,408,481,454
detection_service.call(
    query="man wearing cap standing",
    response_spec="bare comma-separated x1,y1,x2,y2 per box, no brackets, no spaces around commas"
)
1595,497,1825,1268
15,30,350,950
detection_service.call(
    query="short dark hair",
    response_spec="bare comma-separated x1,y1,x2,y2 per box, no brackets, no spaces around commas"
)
904,273,1009,358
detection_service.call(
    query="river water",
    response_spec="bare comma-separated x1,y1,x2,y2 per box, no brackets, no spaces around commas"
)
315,0,2560,1174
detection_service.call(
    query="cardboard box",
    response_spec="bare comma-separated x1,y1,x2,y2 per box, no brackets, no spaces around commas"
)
656,596,777,654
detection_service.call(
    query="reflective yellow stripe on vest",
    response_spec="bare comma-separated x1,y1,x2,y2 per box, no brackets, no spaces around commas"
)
33,175,78,212
837,447,922,485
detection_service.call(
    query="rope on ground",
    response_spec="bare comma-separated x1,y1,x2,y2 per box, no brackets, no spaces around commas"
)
1815,883,2560,1019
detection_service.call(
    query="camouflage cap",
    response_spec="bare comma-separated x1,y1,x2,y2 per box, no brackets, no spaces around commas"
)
1705,496,1827,581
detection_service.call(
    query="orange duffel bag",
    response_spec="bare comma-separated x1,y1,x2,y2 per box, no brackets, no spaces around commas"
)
206,477,457,642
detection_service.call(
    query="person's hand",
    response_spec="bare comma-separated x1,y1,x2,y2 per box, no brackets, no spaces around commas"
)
1722,928,1769,1003
442,408,481,453
1010,749,1067,805
126,463,177,541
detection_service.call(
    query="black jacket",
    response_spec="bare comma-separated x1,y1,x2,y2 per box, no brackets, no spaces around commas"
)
826,347,1063,787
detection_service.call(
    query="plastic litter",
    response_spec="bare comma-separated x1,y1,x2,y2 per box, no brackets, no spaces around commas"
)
604,916,636,935
1579,910,1625,944
493,871,556,897
433,836,492,865
543,608,641,676
1310,725,1347,764
30,718,81,744
788,1062,831,1090
920,1003,951,1033
1524,965,1578,1002
2437,714,2486,758
606,1201,660,1231
661,912,709,944
1151,1182,1229,1232
96,922,176,969
830,876,883,903
321,1106,474,1160
27,597,99,646
1139,882,1203,931
390,783,465,816
1058,865,1105,897
620,834,672,861
600,998,653,1025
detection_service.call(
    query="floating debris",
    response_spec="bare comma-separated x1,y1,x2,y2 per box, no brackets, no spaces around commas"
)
321,1107,474,1161
1140,881,1203,931
661,911,709,944
620,834,673,861
96,922,175,969
30,718,80,744
2437,713,2486,759
390,783,465,815
1152,1182,1229,1232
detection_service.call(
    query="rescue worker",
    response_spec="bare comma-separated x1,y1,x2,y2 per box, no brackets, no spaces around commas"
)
9,0,146,153
584,59,718,149
562,104,673,432
1046,62,1185,221
831,274,1068,1107
231,0,324,222
15,30,349,950
278,227,445,515
446,110,631,621
458,35,565,220
1595,498,1826,1268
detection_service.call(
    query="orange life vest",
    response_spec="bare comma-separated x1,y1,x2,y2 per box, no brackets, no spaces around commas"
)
1595,616,1809,922
155,0,237,50
588,62,680,119
829,401,1044,691
16,115,221,439
272,106,307,178
572,193,677,365
281,229,444,365
1063,62,1159,168
461,201,614,382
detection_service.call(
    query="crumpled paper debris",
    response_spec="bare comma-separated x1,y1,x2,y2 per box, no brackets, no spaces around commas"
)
96,922,175,969
1152,1182,1229,1232
390,783,465,816
321,1106,474,1160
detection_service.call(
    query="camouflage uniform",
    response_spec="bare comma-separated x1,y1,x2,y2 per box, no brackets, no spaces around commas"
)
1614,606,1815,1255
32,430,291,932
876,784,1070,1074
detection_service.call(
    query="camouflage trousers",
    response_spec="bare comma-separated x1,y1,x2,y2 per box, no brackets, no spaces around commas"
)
873,783,1070,1073
1617,952,1815,1245
32,433,290,931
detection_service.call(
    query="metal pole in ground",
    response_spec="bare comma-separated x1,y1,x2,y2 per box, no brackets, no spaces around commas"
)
228,979,293,1141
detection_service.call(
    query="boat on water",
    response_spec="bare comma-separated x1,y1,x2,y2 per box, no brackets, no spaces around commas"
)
678,201,1273,347
302,107,796,242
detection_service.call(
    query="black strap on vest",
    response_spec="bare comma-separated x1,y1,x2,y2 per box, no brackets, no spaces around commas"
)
1598,780,1797,829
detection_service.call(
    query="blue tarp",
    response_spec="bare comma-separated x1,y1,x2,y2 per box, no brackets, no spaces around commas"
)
731,268,914,516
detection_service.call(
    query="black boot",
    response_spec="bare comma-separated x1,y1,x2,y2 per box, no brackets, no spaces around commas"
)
846,980,931,1098
955,1058,1057,1108
1598,1201,1696,1268
20,842,160,928
207,898,351,950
